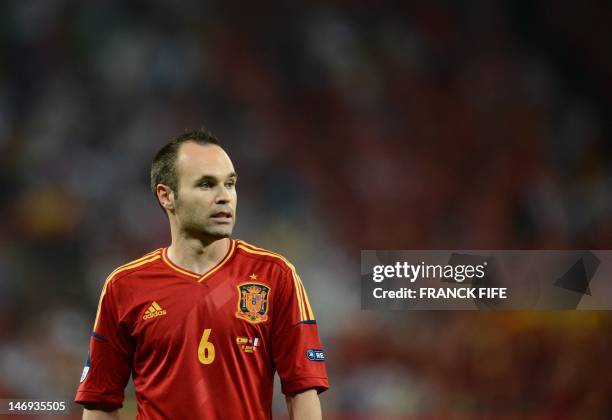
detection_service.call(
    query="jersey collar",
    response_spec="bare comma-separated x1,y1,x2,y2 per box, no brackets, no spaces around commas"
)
162,239,236,283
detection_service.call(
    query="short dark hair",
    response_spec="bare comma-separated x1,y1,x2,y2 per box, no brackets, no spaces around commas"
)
150,128,220,209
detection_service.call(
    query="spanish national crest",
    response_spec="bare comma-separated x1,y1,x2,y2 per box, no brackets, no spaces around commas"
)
236,282,271,324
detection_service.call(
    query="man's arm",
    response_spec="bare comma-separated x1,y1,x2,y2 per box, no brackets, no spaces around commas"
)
285,389,322,420
76,278,133,416
82,407,120,420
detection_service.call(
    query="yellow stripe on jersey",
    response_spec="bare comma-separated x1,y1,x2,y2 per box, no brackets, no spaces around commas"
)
162,248,200,279
236,241,315,321
290,269,306,321
295,272,315,320
93,250,162,331
161,240,237,282
152,301,162,311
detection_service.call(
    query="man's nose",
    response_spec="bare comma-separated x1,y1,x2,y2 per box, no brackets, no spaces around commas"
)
215,185,231,203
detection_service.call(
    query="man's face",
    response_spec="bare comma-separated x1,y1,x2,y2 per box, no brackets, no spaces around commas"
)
172,142,237,239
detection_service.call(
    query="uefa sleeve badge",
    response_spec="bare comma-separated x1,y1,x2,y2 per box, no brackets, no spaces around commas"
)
80,351,91,383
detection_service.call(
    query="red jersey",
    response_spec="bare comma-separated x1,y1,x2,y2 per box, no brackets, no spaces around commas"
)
75,239,329,419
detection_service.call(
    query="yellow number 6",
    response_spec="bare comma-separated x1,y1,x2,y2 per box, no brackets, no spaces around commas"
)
198,328,215,364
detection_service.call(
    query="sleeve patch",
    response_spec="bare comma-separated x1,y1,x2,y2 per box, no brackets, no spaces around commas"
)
306,349,326,362
79,350,91,383
80,366,90,383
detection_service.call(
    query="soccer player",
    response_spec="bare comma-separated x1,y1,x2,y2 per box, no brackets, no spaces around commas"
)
75,129,328,419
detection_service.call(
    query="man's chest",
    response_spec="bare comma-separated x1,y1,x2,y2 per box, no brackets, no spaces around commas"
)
127,273,275,364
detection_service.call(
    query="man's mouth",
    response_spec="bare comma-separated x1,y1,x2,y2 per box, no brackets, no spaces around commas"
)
211,211,232,221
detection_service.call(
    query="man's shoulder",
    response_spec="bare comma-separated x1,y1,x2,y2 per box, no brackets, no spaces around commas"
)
234,239,295,273
105,248,164,287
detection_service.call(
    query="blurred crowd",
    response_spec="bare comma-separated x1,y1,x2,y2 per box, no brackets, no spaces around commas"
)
0,0,611,418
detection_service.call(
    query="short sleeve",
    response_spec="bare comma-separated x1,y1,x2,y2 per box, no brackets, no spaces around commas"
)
271,266,329,396
75,278,133,408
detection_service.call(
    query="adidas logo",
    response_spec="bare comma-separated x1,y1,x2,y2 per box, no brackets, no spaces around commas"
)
143,301,167,320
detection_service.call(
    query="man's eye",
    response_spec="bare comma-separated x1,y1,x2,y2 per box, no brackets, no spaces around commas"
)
225,182,235,188
200,182,211,188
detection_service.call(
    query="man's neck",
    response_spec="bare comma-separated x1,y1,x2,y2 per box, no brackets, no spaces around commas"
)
167,236,230,275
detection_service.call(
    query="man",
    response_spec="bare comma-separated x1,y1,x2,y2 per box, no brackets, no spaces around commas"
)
75,129,328,419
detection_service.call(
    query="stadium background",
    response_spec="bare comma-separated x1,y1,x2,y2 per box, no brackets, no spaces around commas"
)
1,0,611,418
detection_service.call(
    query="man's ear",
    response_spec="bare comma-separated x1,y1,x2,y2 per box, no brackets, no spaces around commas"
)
156,184,175,212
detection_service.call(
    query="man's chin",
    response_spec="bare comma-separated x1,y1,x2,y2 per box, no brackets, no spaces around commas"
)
206,227,233,239
184,226,233,241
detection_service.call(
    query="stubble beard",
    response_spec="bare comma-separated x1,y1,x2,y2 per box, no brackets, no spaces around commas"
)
179,206,233,242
